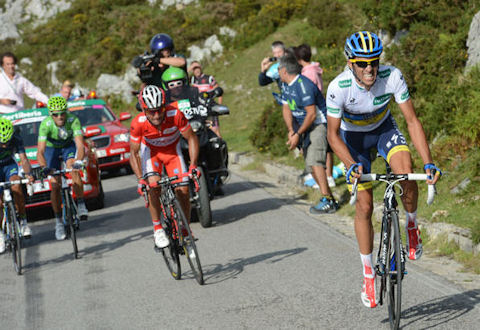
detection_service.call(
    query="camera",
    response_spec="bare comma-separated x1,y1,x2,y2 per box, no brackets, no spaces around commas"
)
10,100,17,105
132,51,160,81
269,57,277,62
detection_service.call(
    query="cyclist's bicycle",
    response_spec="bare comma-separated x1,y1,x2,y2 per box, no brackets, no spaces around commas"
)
350,166,435,330
49,168,81,259
142,171,204,285
1,178,33,275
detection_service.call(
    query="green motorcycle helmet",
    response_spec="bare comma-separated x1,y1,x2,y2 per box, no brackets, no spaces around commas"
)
0,118,14,144
47,96,68,114
161,67,187,90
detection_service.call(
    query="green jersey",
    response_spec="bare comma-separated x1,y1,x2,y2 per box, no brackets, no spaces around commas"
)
38,113,83,148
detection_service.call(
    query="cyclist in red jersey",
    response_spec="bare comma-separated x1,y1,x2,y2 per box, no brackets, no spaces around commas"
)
130,85,199,248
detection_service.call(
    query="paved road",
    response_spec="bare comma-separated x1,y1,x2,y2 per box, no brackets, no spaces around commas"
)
0,172,479,329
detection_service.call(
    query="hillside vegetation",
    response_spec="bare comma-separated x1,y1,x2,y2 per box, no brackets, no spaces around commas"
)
1,0,479,249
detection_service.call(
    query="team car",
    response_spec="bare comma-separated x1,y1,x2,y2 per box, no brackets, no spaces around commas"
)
1,107,104,210
67,99,132,174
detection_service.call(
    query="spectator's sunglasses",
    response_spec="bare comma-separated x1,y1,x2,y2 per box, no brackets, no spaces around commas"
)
350,57,380,68
167,80,183,88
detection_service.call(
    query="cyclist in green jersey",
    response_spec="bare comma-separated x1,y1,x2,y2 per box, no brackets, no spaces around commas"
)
36,96,88,240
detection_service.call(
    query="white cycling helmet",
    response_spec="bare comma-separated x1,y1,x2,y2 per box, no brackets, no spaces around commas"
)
138,85,165,110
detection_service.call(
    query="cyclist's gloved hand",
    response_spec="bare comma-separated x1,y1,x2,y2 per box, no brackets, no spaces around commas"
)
188,164,200,178
41,167,53,178
424,163,442,181
346,162,363,184
72,160,84,170
137,178,147,196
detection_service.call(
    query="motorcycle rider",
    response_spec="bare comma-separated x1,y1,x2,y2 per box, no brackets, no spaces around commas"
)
132,33,187,88
161,67,228,195
129,85,199,249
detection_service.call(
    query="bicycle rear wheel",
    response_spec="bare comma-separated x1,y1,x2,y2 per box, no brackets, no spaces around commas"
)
8,203,22,275
173,199,204,285
160,216,181,280
387,212,402,329
64,192,78,259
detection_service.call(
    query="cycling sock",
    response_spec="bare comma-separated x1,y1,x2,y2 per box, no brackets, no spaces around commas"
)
360,253,375,278
77,198,85,205
406,210,417,229
152,219,162,232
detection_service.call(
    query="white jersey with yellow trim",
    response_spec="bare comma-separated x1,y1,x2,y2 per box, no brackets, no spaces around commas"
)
326,65,410,132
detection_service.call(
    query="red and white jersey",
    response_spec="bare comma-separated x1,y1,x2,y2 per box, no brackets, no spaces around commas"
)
190,74,217,93
130,103,190,149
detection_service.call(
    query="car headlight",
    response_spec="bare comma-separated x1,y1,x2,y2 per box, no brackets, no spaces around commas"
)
190,120,203,132
114,132,130,143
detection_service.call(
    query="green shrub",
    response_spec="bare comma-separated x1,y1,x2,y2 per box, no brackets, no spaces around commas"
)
249,103,288,157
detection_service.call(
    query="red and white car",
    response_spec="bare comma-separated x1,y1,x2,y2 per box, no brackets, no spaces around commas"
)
67,99,132,174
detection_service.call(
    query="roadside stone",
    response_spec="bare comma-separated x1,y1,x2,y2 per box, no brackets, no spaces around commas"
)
450,178,471,194
466,10,480,70
431,209,449,220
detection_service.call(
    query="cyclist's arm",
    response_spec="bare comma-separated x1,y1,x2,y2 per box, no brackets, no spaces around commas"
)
327,116,361,174
74,135,85,161
181,127,199,167
129,140,143,180
18,152,33,176
159,56,186,68
37,140,47,168
398,99,438,175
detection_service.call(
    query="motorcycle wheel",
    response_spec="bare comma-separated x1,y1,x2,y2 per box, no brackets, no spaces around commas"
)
196,167,212,228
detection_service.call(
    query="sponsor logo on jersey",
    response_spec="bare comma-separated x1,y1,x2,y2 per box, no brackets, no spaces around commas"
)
166,110,177,117
327,107,340,114
378,69,391,79
401,90,410,101
287,99,297,111
339,79,352,88
163,127,177,135
373,93,392,105
139,116,147,123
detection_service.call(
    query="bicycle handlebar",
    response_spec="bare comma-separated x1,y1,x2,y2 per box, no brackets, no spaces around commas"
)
0,178,34,196
349,173,436,206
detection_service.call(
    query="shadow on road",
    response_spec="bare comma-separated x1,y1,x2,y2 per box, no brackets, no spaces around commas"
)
213,197,302,226
386,289,480,329
221,180,275,198
195,247,308,285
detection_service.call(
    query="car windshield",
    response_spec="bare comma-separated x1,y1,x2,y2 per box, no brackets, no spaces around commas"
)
14,121,42,147
72,106,115,126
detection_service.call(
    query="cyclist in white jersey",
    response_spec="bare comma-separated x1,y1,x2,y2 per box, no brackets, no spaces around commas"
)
326,31,441,308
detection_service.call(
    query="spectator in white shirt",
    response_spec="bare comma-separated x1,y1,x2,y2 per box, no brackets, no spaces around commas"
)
0,52,48,114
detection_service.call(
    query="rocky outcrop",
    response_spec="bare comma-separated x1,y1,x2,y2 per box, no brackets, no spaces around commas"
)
466,11,480,70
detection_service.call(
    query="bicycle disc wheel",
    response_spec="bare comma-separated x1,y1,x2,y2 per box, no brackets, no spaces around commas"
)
387,212,402,329
173,200,204,285
160,217,181,280
8,203,22,275
64,193,78,259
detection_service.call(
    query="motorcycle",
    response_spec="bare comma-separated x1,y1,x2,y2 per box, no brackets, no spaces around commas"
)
179,87,229,228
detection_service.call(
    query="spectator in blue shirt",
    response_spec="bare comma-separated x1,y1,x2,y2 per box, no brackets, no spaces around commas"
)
278,53,338,214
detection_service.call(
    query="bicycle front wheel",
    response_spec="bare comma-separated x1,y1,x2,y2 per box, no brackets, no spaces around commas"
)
64,192,78,259
160,215,181,280
387,212,402,329
173,199,204,285
8,203,22,275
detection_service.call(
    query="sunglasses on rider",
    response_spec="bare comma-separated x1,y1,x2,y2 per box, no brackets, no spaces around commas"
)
145,107,164,114
52,112,66,117
350,57,380,68
167,80,183,88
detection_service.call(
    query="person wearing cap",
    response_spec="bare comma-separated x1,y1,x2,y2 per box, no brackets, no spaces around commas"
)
0,51,48,114
52,80,75,101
